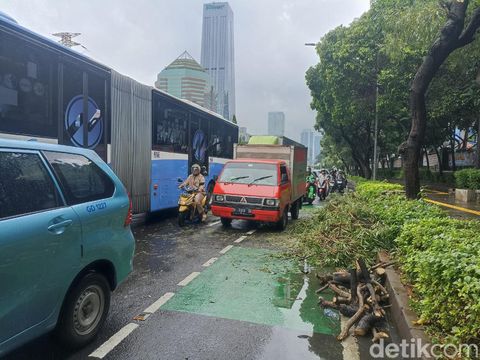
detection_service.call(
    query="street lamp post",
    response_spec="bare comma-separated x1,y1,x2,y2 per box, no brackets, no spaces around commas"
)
373,82,379,180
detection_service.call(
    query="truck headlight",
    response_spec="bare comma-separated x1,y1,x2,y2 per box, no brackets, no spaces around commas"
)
214,194,225,202
264,198,278,206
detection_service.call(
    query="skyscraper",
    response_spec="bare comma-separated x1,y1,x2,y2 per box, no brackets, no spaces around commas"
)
201,2,235,121
301,129,322,165
155,51,213,108
268,112,285,137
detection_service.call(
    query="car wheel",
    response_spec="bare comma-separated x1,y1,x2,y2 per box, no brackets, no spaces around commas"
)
276,208,288,231
221,217,232,227
290,200,300,220
56,272,110,349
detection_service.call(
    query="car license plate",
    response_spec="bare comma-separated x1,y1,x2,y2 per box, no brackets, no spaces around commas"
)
233,208,251,216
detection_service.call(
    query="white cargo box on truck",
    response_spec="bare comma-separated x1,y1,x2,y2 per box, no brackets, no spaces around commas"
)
233,137,307,202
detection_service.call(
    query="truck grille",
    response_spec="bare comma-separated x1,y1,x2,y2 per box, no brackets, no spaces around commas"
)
225,195,263,204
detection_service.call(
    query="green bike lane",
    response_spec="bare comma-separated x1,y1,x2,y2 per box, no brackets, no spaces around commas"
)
99,220,364,360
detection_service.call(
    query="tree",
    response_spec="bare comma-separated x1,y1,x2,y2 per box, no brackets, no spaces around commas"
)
401,1,480,198
306,13,383,178
232,115,237,124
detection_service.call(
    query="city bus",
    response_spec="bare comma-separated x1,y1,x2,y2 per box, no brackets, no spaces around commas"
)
0,13,238,214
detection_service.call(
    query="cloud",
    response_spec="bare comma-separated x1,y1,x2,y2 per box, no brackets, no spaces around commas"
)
2,0,370,140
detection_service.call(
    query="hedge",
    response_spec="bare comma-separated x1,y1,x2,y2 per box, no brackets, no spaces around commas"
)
455,168,480,190
289,181,480,346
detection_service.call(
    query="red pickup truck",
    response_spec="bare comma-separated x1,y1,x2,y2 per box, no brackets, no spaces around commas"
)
211,137,307,230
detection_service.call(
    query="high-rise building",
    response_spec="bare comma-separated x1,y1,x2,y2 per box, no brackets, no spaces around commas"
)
301,129,322,165
201,2,235,121
268,112,285,137
239,126,250,143
154,51,213,109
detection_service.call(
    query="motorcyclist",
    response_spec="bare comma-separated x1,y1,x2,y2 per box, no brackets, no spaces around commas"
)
179,164,206,221
337,170,348,190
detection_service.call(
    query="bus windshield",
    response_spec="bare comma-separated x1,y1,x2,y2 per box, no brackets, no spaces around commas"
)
219,162,278,186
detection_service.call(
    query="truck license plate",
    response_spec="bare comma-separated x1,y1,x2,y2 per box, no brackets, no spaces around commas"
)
233,208,251,216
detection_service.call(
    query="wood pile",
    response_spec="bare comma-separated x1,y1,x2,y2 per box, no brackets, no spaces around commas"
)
316,258,394,342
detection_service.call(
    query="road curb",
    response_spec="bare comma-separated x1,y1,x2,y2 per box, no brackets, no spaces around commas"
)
378,251,431,358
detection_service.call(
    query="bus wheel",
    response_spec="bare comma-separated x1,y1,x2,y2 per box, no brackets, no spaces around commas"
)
221,217,232,227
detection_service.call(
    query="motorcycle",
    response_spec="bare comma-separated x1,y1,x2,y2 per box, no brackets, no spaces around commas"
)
328,175,337,193
304,175,317,205
336,175,347,194
177,182,207,227
317,179,328,201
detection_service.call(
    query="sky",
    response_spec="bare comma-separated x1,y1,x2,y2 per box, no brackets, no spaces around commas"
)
3,0,370,141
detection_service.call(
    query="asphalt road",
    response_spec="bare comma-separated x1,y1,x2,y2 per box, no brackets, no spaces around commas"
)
5,202,383,360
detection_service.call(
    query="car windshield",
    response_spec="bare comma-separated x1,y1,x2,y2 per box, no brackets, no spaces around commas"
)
219,162,278,186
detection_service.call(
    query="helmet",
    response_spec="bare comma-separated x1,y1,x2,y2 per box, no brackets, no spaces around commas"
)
191,164,201,171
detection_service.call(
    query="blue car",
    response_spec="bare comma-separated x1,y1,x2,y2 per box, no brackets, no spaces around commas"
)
0,139,135,356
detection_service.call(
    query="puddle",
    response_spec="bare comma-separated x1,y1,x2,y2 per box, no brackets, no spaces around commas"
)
161,247,340,336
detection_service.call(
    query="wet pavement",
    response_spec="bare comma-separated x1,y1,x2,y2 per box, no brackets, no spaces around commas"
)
5,201,386,360
423,189,480,220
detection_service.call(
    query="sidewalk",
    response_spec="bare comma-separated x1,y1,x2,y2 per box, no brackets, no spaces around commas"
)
423,189,480,220
385,178,480,220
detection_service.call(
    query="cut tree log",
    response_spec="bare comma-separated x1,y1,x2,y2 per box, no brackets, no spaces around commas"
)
349,268,358,304
318,297,338,309
338,304,358,317
374,267,386,277
372,317,390,343
357,259,384,318
333,296,351,305
354,313,379,336
337,285,367,341
329,283,351,299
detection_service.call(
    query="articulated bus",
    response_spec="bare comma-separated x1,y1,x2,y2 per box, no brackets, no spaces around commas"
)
0,14,238,214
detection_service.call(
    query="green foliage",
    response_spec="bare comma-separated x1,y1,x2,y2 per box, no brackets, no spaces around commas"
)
397,218,480,344
289,181,442,268
290,179,479,345
307,0,480,182
455,169,480,190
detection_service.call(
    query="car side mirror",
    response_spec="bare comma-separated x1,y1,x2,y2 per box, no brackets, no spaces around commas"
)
177,178,183,183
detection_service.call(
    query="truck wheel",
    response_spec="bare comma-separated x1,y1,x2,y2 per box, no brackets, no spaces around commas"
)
221,217,232,227
56,272,110,349
290,200,300,220
276,209,288,231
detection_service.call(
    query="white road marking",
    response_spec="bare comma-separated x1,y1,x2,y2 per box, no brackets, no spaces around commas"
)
208,220,221,227
202,257,218,267
234,236,247,243
89,323,139,359
219,245,234,254
340,315,360,360
143,292,175,314
178,272,201,286
246,229,256,235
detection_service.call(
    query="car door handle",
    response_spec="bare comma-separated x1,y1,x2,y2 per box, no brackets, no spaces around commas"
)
48,219,73,233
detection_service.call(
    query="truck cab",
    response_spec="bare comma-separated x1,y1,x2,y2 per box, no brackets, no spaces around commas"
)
211,137,307,230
